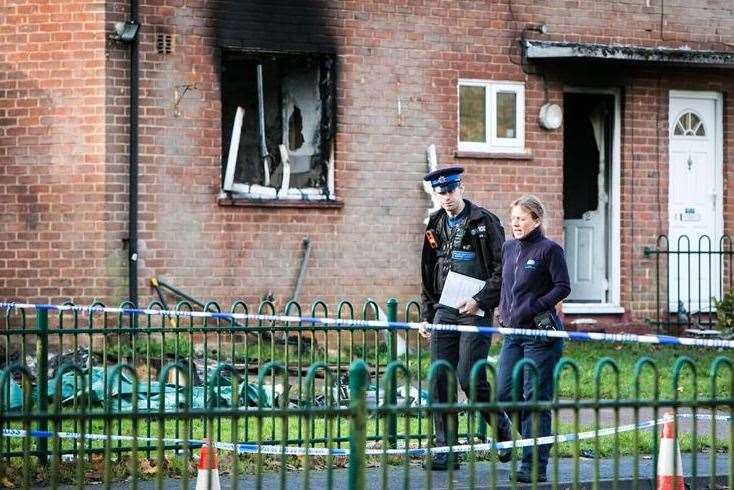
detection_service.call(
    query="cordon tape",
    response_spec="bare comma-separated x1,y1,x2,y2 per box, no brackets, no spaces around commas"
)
1,413,729,457
1,302,732,349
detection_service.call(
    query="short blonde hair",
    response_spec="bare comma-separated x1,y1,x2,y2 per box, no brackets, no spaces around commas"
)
511,195,545,232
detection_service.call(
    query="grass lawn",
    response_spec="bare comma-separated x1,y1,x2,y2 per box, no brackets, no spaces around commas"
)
118,332,734,400
380,337,731,399
102,329,732,399
552,341,732,399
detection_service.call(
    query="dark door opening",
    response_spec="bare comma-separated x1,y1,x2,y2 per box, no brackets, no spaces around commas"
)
563,92,614,303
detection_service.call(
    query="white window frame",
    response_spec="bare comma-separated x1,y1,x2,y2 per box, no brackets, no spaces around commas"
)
457,80,525,153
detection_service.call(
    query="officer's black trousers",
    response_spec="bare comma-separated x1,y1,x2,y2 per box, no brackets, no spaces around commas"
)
430,307,511,446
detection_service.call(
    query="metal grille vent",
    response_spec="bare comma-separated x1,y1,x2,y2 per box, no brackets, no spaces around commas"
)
156,33,174,55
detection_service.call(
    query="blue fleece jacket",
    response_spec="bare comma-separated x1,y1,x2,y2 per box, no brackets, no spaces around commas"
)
499,227,571,329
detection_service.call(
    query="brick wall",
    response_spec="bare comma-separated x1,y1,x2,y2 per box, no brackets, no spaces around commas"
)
3,0,734,328
0,1,108,303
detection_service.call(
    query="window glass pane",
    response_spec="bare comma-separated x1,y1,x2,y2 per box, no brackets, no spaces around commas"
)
496,91,516,138
459,85,486,142
674,111,706,137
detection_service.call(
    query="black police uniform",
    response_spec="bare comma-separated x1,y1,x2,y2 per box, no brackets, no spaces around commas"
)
420,168,512,466
420,199,505,323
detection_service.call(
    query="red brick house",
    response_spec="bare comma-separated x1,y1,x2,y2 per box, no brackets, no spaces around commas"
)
2,1,733,329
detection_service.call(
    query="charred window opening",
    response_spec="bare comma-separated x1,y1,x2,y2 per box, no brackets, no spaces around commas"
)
221,51,336,200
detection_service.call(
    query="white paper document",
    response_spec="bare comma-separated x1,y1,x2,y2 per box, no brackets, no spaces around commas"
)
438,271,486,317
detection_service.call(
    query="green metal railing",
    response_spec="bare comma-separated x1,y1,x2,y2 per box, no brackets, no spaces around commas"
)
1,299,432,458
0,300,733,489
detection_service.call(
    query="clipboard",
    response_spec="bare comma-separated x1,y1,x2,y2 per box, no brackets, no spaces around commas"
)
438,271,486,317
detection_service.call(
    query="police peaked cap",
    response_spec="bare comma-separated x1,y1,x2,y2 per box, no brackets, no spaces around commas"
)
424,166,464,193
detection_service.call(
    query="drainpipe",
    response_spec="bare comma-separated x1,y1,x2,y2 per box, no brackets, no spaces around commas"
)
128,0,140,306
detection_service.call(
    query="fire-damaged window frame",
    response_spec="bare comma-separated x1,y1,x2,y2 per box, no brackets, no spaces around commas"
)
457,79,525,154
219,50,337,203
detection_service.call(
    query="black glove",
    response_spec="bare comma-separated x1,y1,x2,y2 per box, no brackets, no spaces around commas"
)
532,311,558,330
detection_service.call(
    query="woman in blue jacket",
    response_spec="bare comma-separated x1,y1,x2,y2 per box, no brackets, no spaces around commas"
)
497,195,571,483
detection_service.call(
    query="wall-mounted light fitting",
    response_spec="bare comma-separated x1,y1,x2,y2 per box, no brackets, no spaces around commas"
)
111,21,140,43
538,103,563,130
525,23,549,35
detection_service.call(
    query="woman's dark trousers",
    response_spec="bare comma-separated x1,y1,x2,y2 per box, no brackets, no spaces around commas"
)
497,334,564,475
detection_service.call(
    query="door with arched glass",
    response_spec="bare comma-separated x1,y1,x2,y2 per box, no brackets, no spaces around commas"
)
668,91,722,313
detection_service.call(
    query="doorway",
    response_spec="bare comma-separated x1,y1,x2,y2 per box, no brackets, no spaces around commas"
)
563,92,616,306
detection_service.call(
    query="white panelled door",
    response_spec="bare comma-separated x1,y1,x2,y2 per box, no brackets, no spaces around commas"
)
564,179,606,302
668,92,722,312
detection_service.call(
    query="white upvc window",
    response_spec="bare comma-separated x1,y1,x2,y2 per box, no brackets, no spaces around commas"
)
458,80,525,153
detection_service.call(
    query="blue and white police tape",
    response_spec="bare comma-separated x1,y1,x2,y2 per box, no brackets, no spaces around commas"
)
1,301,733,349
679,413,732,422
3,413,729,457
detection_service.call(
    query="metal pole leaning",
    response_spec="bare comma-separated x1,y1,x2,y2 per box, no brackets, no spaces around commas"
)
348,360,369,490
386,298,398,449
35,306,49,465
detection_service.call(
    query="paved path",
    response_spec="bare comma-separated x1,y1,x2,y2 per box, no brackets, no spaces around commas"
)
234,454,731,490
558,405,730,440
53,454,730,489
44,407,732,489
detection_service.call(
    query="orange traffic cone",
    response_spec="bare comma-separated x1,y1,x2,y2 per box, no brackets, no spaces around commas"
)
657,412,685,490
196,441,221,490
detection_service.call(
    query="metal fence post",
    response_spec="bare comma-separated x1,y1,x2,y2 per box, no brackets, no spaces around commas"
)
385,298,398,448
386,298,398,361
35,306,49,465
348,360,368,490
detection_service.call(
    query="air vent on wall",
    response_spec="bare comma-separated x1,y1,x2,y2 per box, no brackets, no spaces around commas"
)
156,33,174,55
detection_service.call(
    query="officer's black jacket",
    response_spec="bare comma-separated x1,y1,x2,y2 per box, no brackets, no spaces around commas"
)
420,199,505,323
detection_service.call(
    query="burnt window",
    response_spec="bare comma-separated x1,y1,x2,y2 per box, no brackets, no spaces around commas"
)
221,51,336,201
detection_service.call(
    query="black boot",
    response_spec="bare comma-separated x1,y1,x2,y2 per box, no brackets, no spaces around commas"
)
496,445,513,463
423,452,461,471
495,415,514,463
513,468,547,483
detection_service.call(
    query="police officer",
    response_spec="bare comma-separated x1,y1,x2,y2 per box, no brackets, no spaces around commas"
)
419,166,513,470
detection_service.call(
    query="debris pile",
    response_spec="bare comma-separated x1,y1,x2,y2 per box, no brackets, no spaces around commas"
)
1,347,428,412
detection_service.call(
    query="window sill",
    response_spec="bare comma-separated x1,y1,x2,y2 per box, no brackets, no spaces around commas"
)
454,150,533,160
217,195,344,209
562,303,625,315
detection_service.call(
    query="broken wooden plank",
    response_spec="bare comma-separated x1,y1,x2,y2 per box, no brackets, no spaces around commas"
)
222,106,245,192
278,144,291,198
327,142,335,198
424,144,441,222
257,64,271,187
